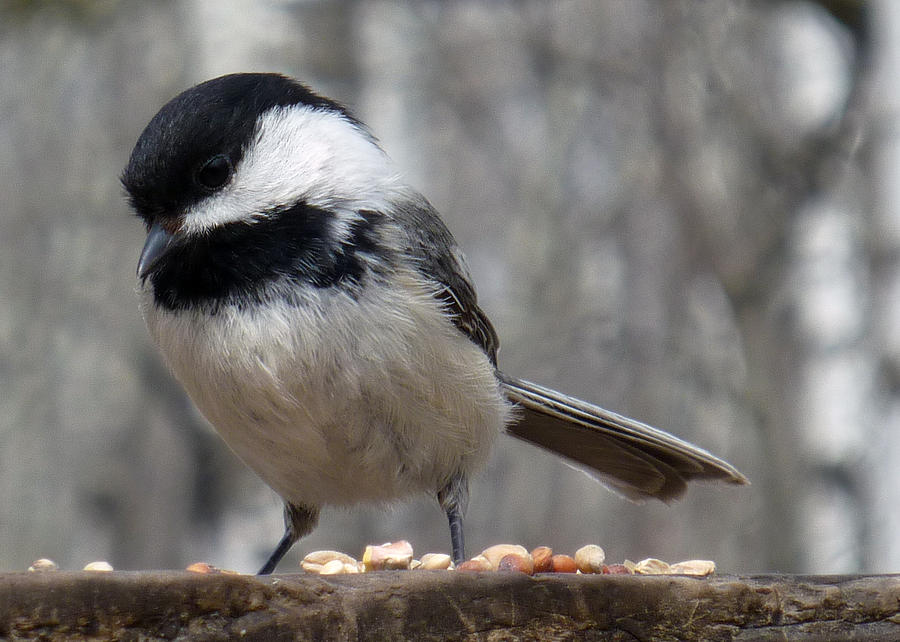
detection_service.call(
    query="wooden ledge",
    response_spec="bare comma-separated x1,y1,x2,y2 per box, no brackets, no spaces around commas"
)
2,571,900,640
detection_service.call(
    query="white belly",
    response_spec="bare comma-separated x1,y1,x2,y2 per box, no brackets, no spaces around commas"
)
140,277,510,508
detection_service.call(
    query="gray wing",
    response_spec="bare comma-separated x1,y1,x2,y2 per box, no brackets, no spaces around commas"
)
388,197,499,364
386,197,748,502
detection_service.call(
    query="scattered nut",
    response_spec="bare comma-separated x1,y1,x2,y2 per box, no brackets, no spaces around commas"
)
186,562,220,574
498,553,534,575
83,561,114,572
28,558,58,572
289,542,714,578
456,555,492,572
550,554,578,573
303,550,358,566
633,558,672,575
670,560,716,576
418,553,453,570
319,559,347,575
362,540,414,571
574,544,605,574
531,547,553,573
480,544,531,571
301,550,359,574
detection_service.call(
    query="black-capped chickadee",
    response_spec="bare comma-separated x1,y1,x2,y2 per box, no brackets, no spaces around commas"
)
122,73,747,574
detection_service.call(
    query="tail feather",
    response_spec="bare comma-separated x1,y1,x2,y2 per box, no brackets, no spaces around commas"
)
499,374,748,502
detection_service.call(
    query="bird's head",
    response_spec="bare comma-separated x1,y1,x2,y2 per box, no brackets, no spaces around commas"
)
121,73,396,281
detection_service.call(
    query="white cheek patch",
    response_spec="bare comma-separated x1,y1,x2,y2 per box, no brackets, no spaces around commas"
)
181,105,402,235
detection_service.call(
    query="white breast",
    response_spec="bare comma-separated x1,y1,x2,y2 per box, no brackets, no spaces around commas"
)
140,273,511,508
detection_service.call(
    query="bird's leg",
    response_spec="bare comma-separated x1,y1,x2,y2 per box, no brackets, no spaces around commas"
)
437,473,469,565
257,502,319,575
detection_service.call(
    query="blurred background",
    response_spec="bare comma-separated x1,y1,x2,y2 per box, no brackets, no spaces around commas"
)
1,0,895,575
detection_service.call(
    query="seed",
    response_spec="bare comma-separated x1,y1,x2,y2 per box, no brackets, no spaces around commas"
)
456,555,492,572
550,554,577,573
319,559,347,575
670,559,716,576
301,550,359,574
531,547,553,573
28,559,58,572
418,553,452,570
574,544,605,574
498,553,534,575
362,540,414,571
633,558,671,575
480,544,530,571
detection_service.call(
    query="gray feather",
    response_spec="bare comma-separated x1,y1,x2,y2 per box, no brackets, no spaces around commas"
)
499,374,749,502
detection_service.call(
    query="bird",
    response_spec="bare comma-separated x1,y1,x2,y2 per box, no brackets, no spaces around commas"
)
121,72,748,574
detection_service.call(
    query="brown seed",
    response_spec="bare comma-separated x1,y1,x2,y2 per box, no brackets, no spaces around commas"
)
456,556,492,572
531,546,553,573
498,553,534,575
550,554,577,573
574,544,605,574
186,562,219,574
480,544,531,571
602,563,633,575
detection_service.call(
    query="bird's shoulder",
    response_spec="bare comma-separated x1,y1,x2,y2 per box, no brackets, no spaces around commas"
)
382,197,499,365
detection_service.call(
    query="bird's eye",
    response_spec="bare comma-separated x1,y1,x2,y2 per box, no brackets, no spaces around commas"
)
196,155,233,190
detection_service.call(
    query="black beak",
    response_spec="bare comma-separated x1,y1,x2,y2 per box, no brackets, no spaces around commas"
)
138,222,176,279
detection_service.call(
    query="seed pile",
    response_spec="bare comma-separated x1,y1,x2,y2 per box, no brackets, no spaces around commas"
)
296,541,716,577
26,546,716,577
